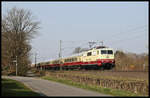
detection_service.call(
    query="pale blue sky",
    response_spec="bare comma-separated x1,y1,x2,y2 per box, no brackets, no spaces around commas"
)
2,2,148,63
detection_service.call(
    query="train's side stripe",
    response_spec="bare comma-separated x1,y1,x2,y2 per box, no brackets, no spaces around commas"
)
43,59,114,67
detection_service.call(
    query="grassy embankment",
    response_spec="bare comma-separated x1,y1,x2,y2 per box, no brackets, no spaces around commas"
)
2,78,41,96
42,76,144,97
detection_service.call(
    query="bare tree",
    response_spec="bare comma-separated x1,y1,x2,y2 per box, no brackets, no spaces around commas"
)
2,7,40,76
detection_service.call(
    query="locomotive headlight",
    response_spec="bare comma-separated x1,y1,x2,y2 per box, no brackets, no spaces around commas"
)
112,60,115,63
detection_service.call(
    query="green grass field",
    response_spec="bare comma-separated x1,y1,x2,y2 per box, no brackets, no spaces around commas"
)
42,76,144,97
2,78,41,96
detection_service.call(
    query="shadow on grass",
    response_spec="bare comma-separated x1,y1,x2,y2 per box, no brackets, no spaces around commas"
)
2,79,44,96
2,89,43,96
2,81,24,89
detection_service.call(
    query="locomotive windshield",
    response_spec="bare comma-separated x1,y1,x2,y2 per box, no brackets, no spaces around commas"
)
101,50,107,54
108,50,113,54
101,50,113,54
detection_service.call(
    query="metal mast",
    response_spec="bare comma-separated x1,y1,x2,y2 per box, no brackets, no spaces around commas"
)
59,40,62,70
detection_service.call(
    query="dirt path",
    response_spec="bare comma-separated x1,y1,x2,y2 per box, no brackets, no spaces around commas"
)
2,76,111,96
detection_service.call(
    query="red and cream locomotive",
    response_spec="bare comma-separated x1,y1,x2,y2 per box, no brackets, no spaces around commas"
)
35,46,115,70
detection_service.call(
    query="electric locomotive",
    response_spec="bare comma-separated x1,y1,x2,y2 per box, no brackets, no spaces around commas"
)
35,46,115,70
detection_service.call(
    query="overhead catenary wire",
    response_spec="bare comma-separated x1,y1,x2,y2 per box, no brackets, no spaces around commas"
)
108,32,147,46
102,25,148,54
105,26,147,43
62,40,89,44
106,25,147,39
33,24,148,63
108,29,147,43
61,42,89,57
62,41,88,51
106,31,148,53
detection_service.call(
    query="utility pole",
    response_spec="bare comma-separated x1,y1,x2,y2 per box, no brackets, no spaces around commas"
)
146,44,148,53
59,40,62,70
35,52,37,68
16,56,18,76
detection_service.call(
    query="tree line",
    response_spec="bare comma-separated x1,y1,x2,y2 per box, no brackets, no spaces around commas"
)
115,50,148,71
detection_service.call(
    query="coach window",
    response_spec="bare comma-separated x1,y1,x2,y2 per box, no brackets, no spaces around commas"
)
97,50,99,55
75,58,77,61
46,62,49,64
87,52,92,56
73,58,76,61
101,50,107,54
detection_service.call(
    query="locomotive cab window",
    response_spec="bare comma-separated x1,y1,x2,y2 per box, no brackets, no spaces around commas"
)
101,50,107,54
87,52,92,56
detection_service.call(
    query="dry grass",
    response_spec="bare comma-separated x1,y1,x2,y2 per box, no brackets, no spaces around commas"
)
44,70,149,96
